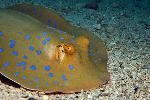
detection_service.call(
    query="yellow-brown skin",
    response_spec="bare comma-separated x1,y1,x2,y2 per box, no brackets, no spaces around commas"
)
0,4,110,93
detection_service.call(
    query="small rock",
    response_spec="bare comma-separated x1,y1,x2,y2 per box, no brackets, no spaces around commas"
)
83,2,99,10
42,95,49,100
93,24,101,30
105,26,115,33
21,93,29,98
87,94,92,99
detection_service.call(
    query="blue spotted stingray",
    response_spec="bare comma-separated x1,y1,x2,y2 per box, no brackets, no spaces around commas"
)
0,4,109,93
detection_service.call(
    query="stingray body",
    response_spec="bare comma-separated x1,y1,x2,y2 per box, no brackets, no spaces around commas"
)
0,4,109,93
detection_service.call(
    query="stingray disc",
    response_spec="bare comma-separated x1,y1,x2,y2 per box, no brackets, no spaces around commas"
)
0,8,109,93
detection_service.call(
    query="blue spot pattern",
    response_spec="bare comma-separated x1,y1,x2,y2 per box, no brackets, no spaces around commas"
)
17,62,21,67
46,82,49,86
23,55,28,60
58,30,63,34
25,35,31,40
18,32,22,35
21,61,26,67
12,51,18,56
29,45,34,51
61,75,67,81
48,73,53,77
14,72,19,77
37,36,41,39
53,22,57,27
44,66,51,71
9,40,16,48
47,19,51,23
69,65,74,70
22,66,26,70
0,48,4,53
36,50,41,55
30,65,36,70
71,39,75,43
35,77,39,83
42,40,47,45
53,80,59,84
0,31,3,36
10,40,15,44
47,25,51,29
4,62,9,67
60,37,64,40
22,76,27,80
46,37,51,41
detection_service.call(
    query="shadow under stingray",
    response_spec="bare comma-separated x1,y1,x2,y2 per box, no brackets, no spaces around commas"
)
0,73,21,88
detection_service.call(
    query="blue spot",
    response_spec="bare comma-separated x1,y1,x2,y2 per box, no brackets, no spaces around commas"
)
47,19,51,23
17,62,21,67
60,37,64,40
10,40,15,44
0,31,3,36
61,75,67,81
35,77,39,83
42,32,48,36
44,66,51,71
58,30,63,34
9,43,15,48
42,40,47,45
48,73,53,77
46,82,49,86
71,39,75,43
23,55,28,60
53,80,59,85
37,36,42,39
53,22,57,27
0,48,4,53
18,32,22,35
47,25,51,28
22,76,27,80
22,66,26,70
46,37,51,41
21,61,26,67
51,27,56,30
14,72,19,77
69,65,74,70
36,50,41,55
29,45,34,51
4,62,9,67
9,40,16,48
30,65,36,70
25,35,31,40
12,51,18,56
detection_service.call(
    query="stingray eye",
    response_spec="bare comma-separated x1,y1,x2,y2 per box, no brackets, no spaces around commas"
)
67,47,71,51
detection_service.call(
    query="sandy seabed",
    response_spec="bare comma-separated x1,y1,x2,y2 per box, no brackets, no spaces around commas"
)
0,0,150,100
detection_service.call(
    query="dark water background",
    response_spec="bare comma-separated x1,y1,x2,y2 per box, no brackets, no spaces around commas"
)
0,0,150,10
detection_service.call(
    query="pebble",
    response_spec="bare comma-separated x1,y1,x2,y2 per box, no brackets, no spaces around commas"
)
41,95,48,100
93,24,101,30
105,26,115,33
21,93,29,98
